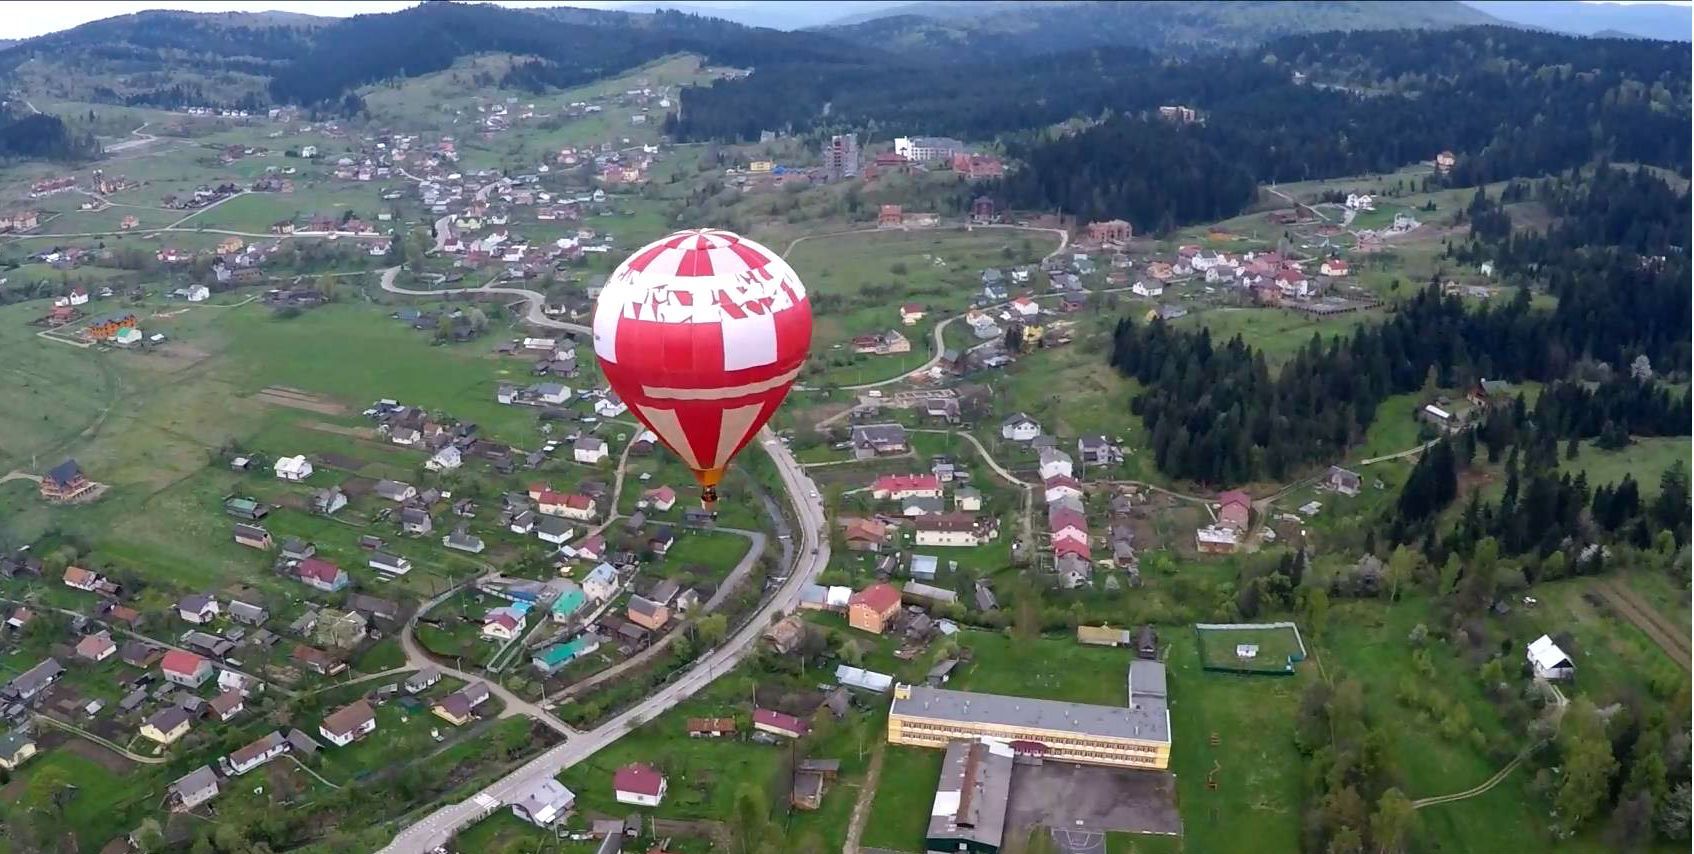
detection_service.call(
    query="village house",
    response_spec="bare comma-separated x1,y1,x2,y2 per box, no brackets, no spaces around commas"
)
4,658,62,701
642,485,676,511
320,700,376,746
627,596,670,631
842,517,891,552
899,303,926,326
872,473,943,501
432,682,492,726
1326,466,1363,497
1000,413,1041,442
296,557,349,592
63,565,99,592
168,766,220,812
753,708,810,740
482,607,527,641
208,689,245,722
848,583,903,635
1216,490,1251,530
687,717,737,738
373,479,417,503
443,525,486,553
232,523,273,550
0,732,37,771
292,644,344,676
228,600,268,626
141,706,193,745
274,455,314,482
582,563,619,601
850,423,909,458
574,436,610,464
1526,634,1574,680
312,486,348,515
510,778,576,829
227,731,289,776
914,513,996,547
39,458,96,502
1196,525,1239,554
613,763,667,806
178,594,219,624
74,631,117,662
161,650,213,687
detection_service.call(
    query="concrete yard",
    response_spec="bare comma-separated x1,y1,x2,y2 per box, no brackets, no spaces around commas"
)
1006,761,1182,837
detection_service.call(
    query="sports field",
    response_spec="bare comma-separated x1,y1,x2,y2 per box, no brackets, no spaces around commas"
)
1194,622,1306,674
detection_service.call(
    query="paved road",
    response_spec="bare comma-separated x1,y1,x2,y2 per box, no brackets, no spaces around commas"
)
399,580,578,736
380,265,587,334
379,430,828,853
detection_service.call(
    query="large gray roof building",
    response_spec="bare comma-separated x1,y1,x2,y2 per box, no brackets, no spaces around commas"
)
888,679,1170,770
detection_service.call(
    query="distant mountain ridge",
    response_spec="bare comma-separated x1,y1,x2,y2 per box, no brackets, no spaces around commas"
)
816,0,1503,59
1462,1,1690,41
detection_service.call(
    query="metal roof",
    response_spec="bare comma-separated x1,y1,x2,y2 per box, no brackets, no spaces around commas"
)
892,683,1169,744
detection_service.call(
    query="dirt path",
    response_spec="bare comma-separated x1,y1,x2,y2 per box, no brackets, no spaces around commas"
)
1411,754,1523,809
1595,578,1691,671
843,739,887,854
35,714,166,764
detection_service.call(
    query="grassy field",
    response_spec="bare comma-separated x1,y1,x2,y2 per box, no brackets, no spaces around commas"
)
1173,305,1387,368
1557,436,1690,495
1194,623,1306,673
784,227,1057,386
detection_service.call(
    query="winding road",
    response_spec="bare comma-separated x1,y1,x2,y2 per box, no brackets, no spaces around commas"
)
778,223,1070,391
397,580,578,737
376,252,832,851
379,431,828,853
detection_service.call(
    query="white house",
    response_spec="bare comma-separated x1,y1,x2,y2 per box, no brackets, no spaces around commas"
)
1345,193,1375,211
1000,413,1041,442
1009,296,1039,319
510,778,576,828
1131,281,1162,298
482,609,526,641
368,552,412,576
574,436,610,464
186,285,210,303
1038,448,1073,481
536,516,575,545
613,763,667,807
274,455,314,481
594,395,627,418
1526,635,1574,680
1043,476,1083,503
426,445,463,472
582,563,619,601
319,701,376,747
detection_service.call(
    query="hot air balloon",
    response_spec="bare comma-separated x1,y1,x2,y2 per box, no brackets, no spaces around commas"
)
592,228,812,511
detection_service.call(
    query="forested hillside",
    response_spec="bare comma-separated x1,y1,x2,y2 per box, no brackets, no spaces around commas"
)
1109,167,1691,486
818,0,1498,60
675,26,1689,233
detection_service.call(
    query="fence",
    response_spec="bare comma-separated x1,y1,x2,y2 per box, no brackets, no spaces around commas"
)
1193,621,1308,676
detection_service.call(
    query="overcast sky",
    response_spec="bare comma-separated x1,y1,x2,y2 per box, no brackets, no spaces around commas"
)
1,0,1687,40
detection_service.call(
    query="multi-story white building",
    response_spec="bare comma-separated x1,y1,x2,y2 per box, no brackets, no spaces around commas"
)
893,136,965,162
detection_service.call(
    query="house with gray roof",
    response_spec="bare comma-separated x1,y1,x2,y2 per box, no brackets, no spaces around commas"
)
168,766,220,811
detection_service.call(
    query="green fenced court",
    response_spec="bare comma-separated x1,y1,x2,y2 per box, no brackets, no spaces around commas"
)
1194,622,1308,675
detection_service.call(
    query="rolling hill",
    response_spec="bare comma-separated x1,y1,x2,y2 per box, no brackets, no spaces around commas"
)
817,0,1503,58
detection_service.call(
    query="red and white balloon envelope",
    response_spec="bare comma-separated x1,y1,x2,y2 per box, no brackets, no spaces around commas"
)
592,228,812,511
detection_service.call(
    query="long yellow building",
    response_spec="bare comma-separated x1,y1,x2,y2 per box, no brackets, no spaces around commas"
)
887,661,1171,770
